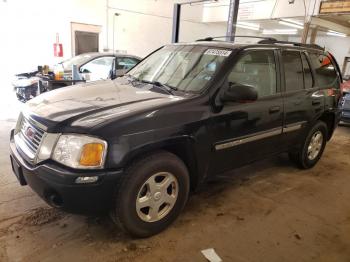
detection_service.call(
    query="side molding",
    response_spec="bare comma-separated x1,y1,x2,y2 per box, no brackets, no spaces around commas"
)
214,121,307,151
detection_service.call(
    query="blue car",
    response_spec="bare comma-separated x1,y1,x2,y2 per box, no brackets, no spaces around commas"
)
341,93,350,123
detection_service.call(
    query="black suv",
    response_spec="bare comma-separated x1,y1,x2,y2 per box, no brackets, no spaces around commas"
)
10,37,342,237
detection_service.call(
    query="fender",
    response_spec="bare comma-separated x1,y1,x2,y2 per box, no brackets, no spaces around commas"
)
107,135,208,190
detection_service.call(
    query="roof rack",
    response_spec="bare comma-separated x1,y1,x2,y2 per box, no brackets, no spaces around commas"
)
196,36,277,42
257,39,324,50
196,36,324,51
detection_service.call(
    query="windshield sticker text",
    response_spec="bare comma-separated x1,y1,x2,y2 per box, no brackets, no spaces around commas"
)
204,49,232,57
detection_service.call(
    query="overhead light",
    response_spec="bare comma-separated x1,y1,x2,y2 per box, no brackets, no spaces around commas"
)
279,21,304,29
238,21,260,28
275,29,298,33
263,29,297,35
281,18,304,26
327,30,346,37
236,22,260,31
236,24,260,31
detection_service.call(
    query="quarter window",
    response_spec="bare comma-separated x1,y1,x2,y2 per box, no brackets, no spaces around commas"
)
309,53,338,88
301,53,313,89
227,50,277,98
282,51,304,92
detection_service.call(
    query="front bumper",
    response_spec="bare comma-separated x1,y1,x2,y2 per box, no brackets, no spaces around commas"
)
10,130,123,214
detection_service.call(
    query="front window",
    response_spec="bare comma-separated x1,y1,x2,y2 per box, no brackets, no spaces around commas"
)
227,50,277,98
127,45,231,93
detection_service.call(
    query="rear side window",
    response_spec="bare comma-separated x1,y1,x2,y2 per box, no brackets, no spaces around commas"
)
227,50,277,98
301,53,313,89
282,51,304,92
309,53,338,88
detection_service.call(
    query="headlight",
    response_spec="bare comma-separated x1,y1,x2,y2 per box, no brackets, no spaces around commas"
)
52,134,107,169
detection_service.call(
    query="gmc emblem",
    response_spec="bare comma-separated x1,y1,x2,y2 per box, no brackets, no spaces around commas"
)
25,127,36,141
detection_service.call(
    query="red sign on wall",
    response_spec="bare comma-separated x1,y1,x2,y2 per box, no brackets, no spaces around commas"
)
54,33,63,57
54,43,63,57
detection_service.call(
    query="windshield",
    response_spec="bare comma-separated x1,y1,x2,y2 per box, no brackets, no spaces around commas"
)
61,54,95,70
127,45,231,93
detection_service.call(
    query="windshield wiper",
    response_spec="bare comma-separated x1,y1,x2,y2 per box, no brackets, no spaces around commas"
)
143,80,177,95
125,75,177,95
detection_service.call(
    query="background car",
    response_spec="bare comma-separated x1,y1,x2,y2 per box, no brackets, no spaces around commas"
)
340,93,350,123
13,52,141,102
341,78,350,94
60,52,141,81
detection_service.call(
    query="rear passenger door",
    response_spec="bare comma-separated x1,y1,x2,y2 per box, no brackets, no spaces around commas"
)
281,50,323,146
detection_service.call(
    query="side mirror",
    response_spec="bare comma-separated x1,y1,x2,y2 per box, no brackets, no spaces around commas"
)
221,83,258,103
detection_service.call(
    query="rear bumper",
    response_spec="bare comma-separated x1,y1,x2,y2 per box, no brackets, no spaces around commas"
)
10,130,123,214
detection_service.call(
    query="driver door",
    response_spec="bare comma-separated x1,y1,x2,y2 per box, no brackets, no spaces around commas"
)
209,49,284,175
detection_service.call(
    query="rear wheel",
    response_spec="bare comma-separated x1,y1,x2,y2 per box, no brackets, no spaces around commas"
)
111,151,190,237
289,121,328,169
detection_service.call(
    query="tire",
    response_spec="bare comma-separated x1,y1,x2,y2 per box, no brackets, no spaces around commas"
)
289,121,328,169
110,151,190,237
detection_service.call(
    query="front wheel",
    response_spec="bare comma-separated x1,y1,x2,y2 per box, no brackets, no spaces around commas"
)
111,151,190,237
289,121,328,169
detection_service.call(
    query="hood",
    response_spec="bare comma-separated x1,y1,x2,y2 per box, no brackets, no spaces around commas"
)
25,79,184,127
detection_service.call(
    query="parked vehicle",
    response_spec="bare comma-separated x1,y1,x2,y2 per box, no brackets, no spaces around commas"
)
341,78,350,94
12,71,41,102
13,52,141,102
10,37,342,237
340,93,350,123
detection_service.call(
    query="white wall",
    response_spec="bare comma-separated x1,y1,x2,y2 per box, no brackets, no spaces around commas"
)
0,0,106,75
314,36,350,69
203,0,321,23
106,0,227,58
0,0,309,81
288,35,350,69
0,0,228,76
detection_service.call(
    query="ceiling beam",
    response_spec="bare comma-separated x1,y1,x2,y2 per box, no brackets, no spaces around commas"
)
312,17,350,35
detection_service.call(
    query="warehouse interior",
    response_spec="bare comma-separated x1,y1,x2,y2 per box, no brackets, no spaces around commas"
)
0,0,350,261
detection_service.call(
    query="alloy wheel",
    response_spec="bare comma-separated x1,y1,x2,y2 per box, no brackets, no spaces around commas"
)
136,172,179,222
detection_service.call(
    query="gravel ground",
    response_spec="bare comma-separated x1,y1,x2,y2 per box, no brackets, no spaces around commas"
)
0,91,350,262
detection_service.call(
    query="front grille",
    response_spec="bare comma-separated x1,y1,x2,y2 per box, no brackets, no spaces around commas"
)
15,116,45,160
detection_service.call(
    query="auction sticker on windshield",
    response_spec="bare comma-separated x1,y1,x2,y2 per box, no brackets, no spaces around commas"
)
204,49,232,57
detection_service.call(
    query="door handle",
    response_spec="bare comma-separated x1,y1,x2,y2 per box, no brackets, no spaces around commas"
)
269,106,281,114
312,100,321,106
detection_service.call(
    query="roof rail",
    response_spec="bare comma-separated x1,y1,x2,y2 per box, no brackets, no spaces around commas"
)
196,36,277,42
196,36,324,51
257,39,324,50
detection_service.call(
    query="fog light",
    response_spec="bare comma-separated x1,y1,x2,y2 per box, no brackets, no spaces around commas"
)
75,176,99,184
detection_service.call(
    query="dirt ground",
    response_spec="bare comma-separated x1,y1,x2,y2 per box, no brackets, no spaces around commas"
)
0,93,350,261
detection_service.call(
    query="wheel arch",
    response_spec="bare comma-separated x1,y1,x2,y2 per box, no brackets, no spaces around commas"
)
317,111,336,140
120,137,200,191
